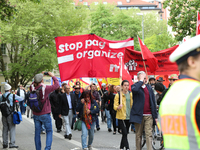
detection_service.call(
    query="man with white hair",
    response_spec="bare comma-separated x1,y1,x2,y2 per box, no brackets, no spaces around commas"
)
130,71,157,150
0,83,23,149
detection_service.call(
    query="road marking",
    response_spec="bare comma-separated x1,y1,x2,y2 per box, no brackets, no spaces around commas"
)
23,116,98,150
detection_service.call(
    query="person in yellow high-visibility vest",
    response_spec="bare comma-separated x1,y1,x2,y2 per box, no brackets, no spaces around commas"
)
159,35,200,150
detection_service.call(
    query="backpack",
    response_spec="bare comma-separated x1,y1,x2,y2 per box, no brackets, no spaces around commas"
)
0,93,12,117
28,86,44,112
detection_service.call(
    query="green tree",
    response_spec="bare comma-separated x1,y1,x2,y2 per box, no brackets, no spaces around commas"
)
0,0,40,21
144,32,177,52
163,0,200,41
0,0,86,89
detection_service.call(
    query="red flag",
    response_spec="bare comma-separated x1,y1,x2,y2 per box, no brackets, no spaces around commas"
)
138,36,159,73
196,11,200,35
124,45,179,75
119,57,133,90
55,34,134,81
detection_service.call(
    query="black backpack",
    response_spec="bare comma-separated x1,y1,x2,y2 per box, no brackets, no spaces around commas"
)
0,93,13,117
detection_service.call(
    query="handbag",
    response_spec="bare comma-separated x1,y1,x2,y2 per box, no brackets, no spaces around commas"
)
13,94,22,124
74,118,82,131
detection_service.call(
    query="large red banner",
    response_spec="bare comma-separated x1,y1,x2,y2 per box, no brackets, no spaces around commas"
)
124,45,179,75
55,34,134,81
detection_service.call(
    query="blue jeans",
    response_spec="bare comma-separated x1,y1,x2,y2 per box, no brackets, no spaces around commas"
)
81,121,95,149
33,114,52,150
19,100,25,114
105,109,111,129
95,115,99,128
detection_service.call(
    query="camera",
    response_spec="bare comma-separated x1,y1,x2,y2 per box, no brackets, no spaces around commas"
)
44,72,49,75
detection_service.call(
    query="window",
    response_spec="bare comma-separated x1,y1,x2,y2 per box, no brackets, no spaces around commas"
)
149,7,156,9
83,2,88,5
142,7,148,9
117,1,122,5
120,7,127,9
133,6,139,9
94,2,98,5
159,2,162,8
128,7,133,9
103,2,107,4
1,44,6,55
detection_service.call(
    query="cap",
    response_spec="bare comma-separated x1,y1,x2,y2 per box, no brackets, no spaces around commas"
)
4,84,11,91
170,35,200,64
149,75,155,81
101,83,106,87
169,74,178,80
157,77,165,82
34,73,43,83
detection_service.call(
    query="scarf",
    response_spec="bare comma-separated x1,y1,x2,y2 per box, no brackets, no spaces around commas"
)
83,100,92,129
30,83,46,99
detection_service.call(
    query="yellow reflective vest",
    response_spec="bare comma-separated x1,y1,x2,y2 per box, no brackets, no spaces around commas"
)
159,79,200,150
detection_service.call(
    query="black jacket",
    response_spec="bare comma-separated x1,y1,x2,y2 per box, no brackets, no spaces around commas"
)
76,99,99,122
103,92,116,111
130,81,158,125
17,89,26,100
49,91,60,114
59,93,77,116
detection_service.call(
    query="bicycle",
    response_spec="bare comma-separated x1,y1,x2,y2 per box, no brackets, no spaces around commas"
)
141,125,164,150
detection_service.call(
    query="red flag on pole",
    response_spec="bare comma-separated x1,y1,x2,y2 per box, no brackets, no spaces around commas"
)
196,11,200,35
138,36,159,73
119,57,133,90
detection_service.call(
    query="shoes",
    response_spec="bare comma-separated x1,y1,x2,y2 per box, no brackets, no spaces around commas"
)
3,145,8,148
68,134,72,140
83,148,88,150
97,127,100,131
118,129,122,134
108,128,112,132
41,131,45,134
57,129,62,133
9,145,19,148
27,115,29,118
113,132,116,135
64,134,68,139
88,145,92,150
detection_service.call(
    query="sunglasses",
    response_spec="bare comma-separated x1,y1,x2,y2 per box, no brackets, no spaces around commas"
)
170,79,177,81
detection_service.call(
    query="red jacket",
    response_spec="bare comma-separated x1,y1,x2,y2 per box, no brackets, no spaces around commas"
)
30,76,59,116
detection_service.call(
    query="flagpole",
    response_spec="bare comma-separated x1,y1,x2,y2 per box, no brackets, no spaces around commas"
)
137,35,148,77
119,56,123,105
197,11,199,35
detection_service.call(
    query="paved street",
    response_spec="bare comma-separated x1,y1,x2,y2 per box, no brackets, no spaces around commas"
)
0,114,148,150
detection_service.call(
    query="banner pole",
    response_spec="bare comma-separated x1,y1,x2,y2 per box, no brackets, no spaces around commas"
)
138,35,148,77
120,57,123,105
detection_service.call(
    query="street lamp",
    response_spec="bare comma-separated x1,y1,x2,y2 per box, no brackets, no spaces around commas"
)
137,13,144,43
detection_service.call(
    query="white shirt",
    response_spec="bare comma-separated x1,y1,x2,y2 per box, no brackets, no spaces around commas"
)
66,93,72,109
20,89,25,99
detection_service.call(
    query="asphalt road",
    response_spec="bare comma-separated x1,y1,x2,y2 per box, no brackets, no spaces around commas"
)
0,114,149,150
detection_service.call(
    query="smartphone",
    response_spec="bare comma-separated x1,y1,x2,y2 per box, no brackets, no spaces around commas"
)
44,72,49,75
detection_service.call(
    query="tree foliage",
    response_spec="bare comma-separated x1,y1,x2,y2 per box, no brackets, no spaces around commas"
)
89,3,141,44
0,0,40,21
0,0,86,89
163,0,200,41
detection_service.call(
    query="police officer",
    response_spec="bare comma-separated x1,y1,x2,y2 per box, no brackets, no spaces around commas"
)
159,35,200,150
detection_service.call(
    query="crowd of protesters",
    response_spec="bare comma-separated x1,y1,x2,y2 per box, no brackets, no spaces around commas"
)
0,71,178,150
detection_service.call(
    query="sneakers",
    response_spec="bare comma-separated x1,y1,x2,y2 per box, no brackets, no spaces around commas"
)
88,145,92,150
83,148,88,150
9,145,19,148
3,145,8,149
97,127,100,131
68,134,72,140
41,131,45,134
57,129,62,133
64,134,72,140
